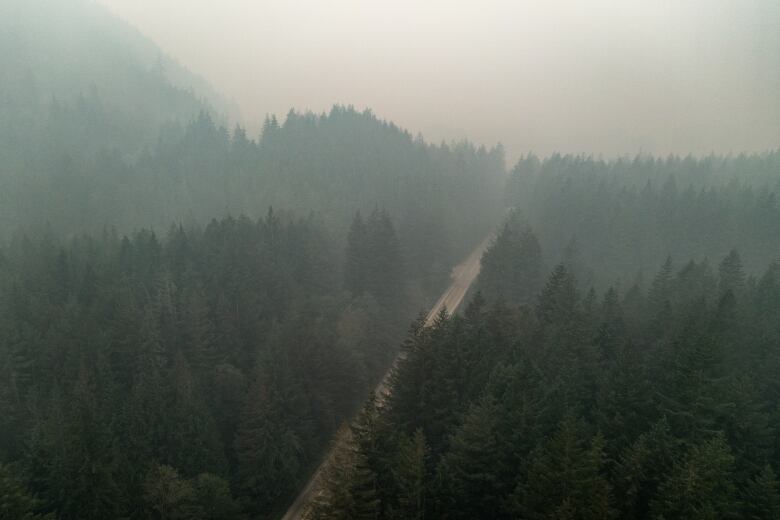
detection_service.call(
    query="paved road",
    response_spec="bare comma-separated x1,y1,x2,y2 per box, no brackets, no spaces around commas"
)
280,235,492,520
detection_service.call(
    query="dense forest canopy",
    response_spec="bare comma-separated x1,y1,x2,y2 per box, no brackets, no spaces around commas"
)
0,1,507,518
505,153,780,288
1,1,779,519
312,227,780,519
0,212,417,519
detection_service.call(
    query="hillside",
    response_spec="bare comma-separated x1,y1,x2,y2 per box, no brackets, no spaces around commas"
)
0,0,229,161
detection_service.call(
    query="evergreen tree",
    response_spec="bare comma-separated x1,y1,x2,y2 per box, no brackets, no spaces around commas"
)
613,419,680,519
436,397,504,519
345,211,369,297
233,375,303,515
389,429,428,520
536,265,577,325
509,415,616,520
719,249,746,299
307,425,356,520
652,434,737,519
741,465,780,520
0,463,53,520
477,216,543,305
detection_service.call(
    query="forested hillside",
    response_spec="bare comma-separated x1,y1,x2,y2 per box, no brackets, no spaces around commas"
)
0,211,427,519
0,2,508,519
0,0,505,301
0,0,228,159
4,1,778,519
2,105,504,302
506,153,780,288
314,226,780,519
310,152,780,518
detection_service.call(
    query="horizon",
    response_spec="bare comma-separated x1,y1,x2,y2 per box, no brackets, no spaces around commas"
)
95,0,779,161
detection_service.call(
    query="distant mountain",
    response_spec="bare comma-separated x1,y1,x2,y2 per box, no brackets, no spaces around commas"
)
0,0,231,160
0,0,506,300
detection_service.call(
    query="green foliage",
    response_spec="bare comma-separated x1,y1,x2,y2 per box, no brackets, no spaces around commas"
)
345,210,404,312
142,466,242,520
335,248,780,519
307,417,381,520
506,153,780,289
233,372,303,514
509,415,616,520
388,429,428,520
742,465,780,519
0,464,52,520
436,397,504,519
477,213,543,305
0,214,413,518
651,434,738,519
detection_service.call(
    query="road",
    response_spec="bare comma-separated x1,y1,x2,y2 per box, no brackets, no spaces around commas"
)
280,235,493,520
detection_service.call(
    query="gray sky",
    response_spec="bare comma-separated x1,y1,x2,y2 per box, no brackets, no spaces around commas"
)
96,0,779,160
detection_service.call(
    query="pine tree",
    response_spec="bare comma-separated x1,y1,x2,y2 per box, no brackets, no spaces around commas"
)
233,371,303,515
719,249,745,299
307,425,355,520
648,256,674,332
477,219,542,305
509,415,616,520
652,434,737,519
169,351,227,477
741,465,780,520
349,450,381,520
537,265,577,325
365,209,404,311
181,285,220,374
0,463,53,519
307,413,381,520
613,419,680,519
389,429,428,520
345,211,368,297
436,397,503,519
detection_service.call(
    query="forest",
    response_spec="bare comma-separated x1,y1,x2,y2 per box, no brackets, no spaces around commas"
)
2,0,780,519
312,215,780,519
504,153,780,287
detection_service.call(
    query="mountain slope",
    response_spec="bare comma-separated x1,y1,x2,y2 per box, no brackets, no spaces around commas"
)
0,0,229,160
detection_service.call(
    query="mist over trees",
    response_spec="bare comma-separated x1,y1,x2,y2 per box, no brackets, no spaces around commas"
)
0,213,415,519
1,0,505,282
305,149,780,518
1,1,779,519
506,153,780,288
315,234,780,519
0,1,506,518
0,0,228,158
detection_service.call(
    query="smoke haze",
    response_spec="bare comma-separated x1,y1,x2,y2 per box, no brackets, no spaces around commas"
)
95,0,779,158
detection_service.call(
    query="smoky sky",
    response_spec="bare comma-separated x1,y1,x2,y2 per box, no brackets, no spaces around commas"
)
95,0,779,160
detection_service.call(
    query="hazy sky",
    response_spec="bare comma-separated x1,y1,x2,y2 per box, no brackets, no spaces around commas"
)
96,0,779,160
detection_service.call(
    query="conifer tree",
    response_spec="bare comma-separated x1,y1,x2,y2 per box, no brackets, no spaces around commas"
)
510,415,616,520
742,465,780,520
613,419,680,519
389,429,428,520
233,375,303,515
436,397,503,519
0,463,53,519
719,249,746,299
345,211,368,297
652,434,737,519
536,265,577,325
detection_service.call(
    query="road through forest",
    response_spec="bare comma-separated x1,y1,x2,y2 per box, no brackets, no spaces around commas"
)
281,235,493,519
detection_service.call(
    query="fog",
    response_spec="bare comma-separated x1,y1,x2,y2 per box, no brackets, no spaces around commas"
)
95,0,779,158
5,2,780,518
